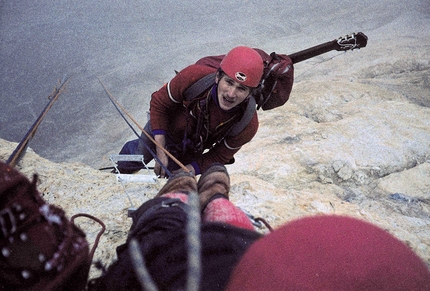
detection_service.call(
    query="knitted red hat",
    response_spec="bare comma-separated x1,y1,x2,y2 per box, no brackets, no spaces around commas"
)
0,162,90,291
226,215,430,290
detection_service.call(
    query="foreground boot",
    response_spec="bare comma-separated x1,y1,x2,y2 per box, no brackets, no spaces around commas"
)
155,171,197,198
197,163,230,211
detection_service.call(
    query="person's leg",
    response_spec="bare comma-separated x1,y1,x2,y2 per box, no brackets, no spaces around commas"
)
198,164,254,231
138,121,157,165
129,171,196,233
89,169,261,291
117,122,155,173
202,198,254,230
89,172,197,291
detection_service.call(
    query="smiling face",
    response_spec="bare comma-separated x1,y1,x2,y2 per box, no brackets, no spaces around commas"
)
216,73,252,111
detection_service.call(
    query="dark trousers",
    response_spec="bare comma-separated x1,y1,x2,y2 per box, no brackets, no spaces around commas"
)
88,197,261,291
117,121,155,173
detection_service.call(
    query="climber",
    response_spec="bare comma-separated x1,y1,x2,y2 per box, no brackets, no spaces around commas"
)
116,45,293,177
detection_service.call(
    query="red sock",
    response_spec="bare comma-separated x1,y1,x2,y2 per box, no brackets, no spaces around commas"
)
161,193,189,203
202,198,254,230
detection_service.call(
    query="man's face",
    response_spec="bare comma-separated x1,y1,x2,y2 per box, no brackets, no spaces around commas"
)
216,74,252,111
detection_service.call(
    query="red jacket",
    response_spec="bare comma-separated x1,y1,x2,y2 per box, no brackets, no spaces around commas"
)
150,64,258,174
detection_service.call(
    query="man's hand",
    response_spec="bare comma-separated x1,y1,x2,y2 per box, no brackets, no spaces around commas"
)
154,151,169,178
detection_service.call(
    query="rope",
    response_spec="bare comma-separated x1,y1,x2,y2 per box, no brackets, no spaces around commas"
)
254,217,274,232
7,75,71,168
129,239,159,291
126,192,202,291
186,191,201,291
71,213,106,263
97,77,190,175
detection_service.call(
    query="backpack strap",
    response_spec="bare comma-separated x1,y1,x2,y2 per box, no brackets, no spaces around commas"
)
227,95,256,137
183,73,217,101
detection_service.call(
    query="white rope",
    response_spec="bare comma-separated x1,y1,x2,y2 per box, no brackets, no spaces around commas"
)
129,238,159,291
186,191,202,291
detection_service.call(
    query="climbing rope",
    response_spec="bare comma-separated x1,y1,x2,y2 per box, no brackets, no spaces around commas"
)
98,77,191,176
71,213,106,262
129,239,159,291
186,191,202,291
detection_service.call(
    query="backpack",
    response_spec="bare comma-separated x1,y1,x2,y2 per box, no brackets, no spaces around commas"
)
183,49,294,136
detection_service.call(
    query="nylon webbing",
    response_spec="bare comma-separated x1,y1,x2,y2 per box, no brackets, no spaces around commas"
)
183,73,216,101
227,95,256,137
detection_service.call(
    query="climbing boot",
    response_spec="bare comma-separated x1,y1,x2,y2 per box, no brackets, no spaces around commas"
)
155,171,197,198
197,163,230,210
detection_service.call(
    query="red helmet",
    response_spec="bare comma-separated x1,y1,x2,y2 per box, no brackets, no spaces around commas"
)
220,46,264,88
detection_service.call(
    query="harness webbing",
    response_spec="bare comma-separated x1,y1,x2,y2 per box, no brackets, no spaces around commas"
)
183,73,217,101
228,95,256,137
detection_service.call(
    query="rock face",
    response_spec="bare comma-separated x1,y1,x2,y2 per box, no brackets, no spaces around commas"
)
227,44,430,269
228,79,430,266
1,13,429,278
1,60,429,277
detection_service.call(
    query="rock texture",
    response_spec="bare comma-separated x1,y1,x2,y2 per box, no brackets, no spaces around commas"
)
1,9,429,279
1,59,429,276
